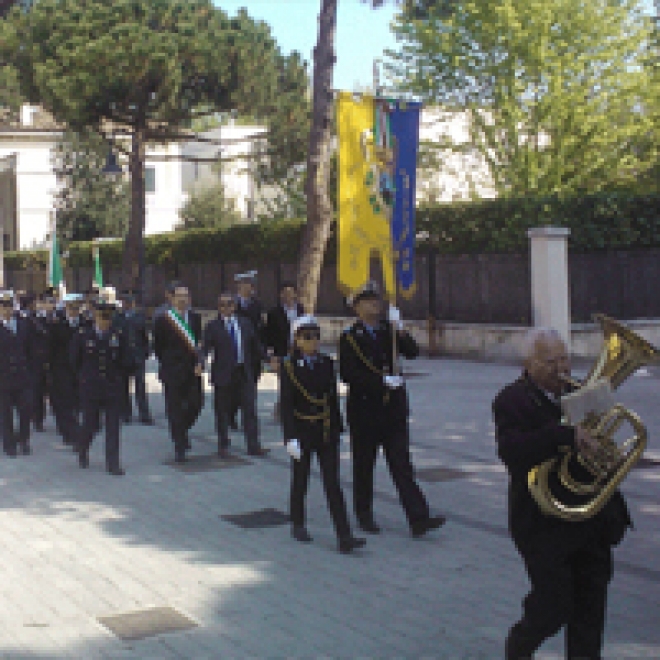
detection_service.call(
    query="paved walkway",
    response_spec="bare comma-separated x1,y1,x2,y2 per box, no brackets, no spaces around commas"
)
0,357,658,659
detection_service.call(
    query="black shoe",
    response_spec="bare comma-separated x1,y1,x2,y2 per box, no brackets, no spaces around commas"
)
292,526,313,543
218,447,232,460
20,442,31,456
229,418,239,431
139,416,155,426
78,451,89,469
123,416,133,425
175,449,187,464
357,517,381,534
411,515,446,538
338,536,367,554
247,447,270,458
107,466,125,476
34,423,44,432
5,447,17,458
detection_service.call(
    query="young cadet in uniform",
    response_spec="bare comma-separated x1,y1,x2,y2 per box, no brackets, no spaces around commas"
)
339,281,446,537
281,315,366,554
28,293,55,432
70,297,127,475
0,291,34,456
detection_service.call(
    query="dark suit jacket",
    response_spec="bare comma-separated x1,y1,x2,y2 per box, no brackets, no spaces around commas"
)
339,319,418,426
203,315,262,387
492,373,631,552
280,351,342,450
0,316,33,391
153,308,203,386
264,302,305,358
235,296,264,336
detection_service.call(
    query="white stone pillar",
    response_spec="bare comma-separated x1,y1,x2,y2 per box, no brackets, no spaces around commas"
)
527,227,571,346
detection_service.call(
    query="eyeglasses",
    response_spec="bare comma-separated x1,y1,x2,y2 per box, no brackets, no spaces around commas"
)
298,330,320,341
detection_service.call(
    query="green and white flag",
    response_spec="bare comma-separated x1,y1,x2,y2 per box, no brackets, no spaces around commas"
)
93,246,103,289
49,216,65,295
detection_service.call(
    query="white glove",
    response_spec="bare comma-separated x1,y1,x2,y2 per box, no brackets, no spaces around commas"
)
384,375,404,389
286,439,302,460
387,305,404,330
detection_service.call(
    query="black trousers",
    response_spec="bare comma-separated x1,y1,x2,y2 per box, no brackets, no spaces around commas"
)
122,363,151,421
79,393,122,470
0,387,32,453
349,415,429,527
164,377,202,453
506,531,612,660
290,441,351,539
50,371,79,444
214,366,259,452
31,367,49,428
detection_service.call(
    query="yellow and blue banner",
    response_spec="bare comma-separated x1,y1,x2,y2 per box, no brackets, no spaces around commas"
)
337,91,420,301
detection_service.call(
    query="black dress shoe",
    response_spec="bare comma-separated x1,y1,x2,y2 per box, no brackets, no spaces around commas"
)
248,447,270,458
139,417,155,426
218,448,232,460
292,526,313,543
122,416,133,425
107,466,125,476
229,418,239,431
78,451,89,469
338,536,367,554
411,515,447,538
5,448,17,458
20,442,31,456
34,423,44,432
174,450,187,464
357,518,381,534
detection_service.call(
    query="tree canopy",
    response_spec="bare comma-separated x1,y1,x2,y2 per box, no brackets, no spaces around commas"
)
1,0,308,290
388,0,657,198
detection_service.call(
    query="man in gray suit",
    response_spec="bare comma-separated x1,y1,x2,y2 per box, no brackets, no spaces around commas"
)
203,292,269,458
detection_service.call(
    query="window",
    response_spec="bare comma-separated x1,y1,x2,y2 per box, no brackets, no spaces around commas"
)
145,167,156,194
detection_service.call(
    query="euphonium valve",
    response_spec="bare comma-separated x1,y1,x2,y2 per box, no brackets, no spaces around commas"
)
528,315,660,522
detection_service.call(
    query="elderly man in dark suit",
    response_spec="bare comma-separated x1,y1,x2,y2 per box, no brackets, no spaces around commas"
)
153,283,204,463
493,327,632,660
203,292,268,458
0,291,34,456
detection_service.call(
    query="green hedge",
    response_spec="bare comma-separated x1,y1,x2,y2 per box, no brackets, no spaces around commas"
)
5,192,660,271
417,193,660,253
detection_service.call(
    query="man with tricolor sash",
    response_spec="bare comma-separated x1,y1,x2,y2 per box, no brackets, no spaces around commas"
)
153,282,204,463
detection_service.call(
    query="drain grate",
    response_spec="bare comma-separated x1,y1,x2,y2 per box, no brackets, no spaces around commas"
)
165,453,251,473
221,507,290,529
416,466,469,483
98,606,197,641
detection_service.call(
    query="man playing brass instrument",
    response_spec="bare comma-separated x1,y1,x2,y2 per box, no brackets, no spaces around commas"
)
492,328,631,660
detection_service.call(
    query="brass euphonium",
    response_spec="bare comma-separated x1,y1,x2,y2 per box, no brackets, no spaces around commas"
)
528,314,660,522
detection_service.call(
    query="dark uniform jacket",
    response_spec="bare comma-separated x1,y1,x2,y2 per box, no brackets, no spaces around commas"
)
51,315,87,389
280,351,343,450
70,326,128,398
28,312,53,379
339,319,419,425
264,302,305,358
235,296,264,337
203,315,263,387
492,373,631,552
113,309,150,370
0,316,33,391
153,309,203,386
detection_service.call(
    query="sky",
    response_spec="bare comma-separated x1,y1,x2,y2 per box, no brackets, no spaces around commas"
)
214,0,400,91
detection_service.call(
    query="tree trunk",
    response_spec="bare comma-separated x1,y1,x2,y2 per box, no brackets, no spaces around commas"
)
123,129,146,300
297,0,338,314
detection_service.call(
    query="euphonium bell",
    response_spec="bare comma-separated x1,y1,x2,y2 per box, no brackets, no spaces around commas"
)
527,314,660,522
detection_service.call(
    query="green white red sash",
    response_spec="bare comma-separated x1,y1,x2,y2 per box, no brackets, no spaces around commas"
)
166,308,198,356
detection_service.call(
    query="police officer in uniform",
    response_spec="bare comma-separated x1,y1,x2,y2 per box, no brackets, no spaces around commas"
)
339,282,446,537
116,291,153,425
0,291,34,456
70,297,127,475
51,293,87,445
281,315,365,553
